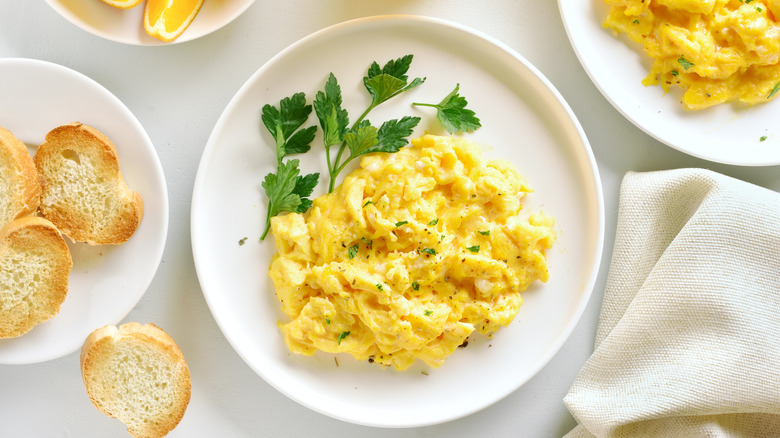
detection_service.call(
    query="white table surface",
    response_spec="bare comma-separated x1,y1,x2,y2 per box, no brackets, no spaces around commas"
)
2,1,779,437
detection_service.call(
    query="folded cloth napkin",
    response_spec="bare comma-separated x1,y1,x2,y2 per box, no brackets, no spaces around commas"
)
564,169,780,438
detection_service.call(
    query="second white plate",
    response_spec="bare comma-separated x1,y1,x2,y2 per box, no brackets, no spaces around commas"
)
559,0,780,166
192,15,604,427
0,58,168,364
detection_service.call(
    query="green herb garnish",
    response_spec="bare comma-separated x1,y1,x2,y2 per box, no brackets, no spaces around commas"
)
632,19,640,24
259,93,319,240
428,218,439,226
671,70,679,77
337,331,350,344
413,84,482,134
466,245,480,253
678,55,694,70
420,248,437,256
348,243,359,259
424,310,433,316
395,221,409,228
376,283,384,291
412,281,420,291
768,82,780,99
316,55,424,193
478,230,490,236
761,136,768,142
238,237,247,245
362,200,375,207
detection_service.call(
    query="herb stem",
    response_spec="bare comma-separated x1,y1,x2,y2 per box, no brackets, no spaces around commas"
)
328,102,379,192
260,203,273,240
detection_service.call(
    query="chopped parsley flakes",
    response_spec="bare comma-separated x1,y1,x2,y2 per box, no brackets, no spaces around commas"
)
348,243,359,259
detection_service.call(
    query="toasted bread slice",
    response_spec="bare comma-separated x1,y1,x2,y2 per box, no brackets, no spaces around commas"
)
34,122,143,245
0,216,72,338
81,322,191,438
0,127,42,228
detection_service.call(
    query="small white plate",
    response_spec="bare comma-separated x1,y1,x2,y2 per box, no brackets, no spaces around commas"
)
559,0,780,166
45,0,255,45
191,15,604,427
0,58,168,364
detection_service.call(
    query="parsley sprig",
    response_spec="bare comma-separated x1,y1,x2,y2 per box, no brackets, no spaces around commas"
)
413,84,482,134
259,93,319,240
317,55,425,192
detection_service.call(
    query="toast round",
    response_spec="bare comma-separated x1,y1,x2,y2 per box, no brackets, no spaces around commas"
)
0,127,42,228
81,322,191,438
34,122,144,245
0,216,72,338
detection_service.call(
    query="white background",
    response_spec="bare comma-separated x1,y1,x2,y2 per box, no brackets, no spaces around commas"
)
2,1,779,437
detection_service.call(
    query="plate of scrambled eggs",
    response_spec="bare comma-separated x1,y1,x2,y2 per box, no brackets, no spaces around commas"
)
559,0,780,166
191,15,604,427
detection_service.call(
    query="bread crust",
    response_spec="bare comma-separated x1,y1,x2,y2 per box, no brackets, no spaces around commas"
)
0,127,42,228
0,216,72,338
34,122,144,245
81,322,191,438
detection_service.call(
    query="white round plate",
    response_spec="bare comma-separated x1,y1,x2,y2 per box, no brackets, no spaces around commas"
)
191,15,604,427
45,0,255,45
559,0,780,166
0,58,168,364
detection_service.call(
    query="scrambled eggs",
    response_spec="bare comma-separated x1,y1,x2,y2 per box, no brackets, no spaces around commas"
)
269,135,555,370
604,0,780,109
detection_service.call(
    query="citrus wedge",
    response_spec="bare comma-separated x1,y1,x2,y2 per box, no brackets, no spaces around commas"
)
99,0,143,9
144,0,205,42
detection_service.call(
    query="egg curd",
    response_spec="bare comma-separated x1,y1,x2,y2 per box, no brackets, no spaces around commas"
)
604,0,780,109
268,135,555,371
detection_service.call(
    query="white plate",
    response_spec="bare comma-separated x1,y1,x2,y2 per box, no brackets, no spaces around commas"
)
191,15,604,427
0,58,168,364
45,0,255,45
559,0,780,166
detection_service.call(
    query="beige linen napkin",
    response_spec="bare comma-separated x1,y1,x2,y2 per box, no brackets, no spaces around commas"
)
564,169,780,438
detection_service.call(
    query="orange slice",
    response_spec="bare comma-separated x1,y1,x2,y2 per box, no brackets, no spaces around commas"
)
144,0,205,42
99,0,143,9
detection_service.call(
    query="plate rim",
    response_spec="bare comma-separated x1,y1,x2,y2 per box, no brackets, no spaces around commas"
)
191,14,605,427
0,57,169,364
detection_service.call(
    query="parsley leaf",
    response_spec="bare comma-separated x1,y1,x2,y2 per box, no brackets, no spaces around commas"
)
395,221,409,227
678,55,694,70
260,159,319,240
364,55,426,108
337,116,420,175
478,230,490,236
413,84,481,134
467,245,480,253
337,331,350,344
420,248,437,256
261,93,317,162
424,310,433,316
412,281,420,291
313,73,350,174
428,218,439,226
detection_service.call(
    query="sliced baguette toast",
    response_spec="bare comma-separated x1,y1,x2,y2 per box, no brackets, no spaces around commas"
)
34,122,143,245
0,216,72,338
0,127,42,228
81,322,191,438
